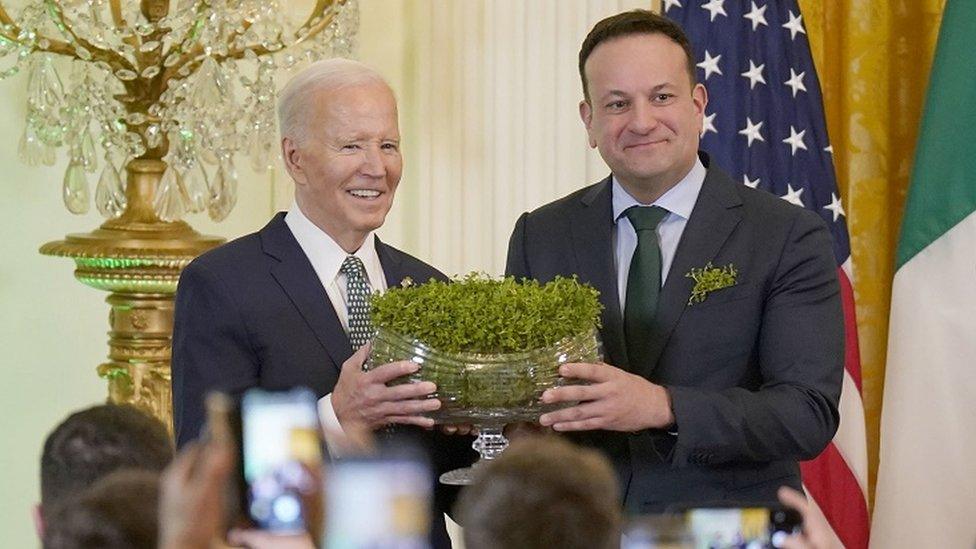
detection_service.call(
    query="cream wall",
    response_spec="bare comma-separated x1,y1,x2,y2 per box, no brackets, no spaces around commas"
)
1,1,647,545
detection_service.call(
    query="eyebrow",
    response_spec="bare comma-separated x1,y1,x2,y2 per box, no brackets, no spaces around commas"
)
599,83,675,102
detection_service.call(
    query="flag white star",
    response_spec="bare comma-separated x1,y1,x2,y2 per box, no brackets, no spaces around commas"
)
663,0,682,12
741,60,767,90
781,184,805,207
824,144,834,154
784,68,807,97
743,2,769,31
697,50,723,80
783,125,808,155
783,10,807,41
701,111,717,137
824,192,846,221
738,117,765,147
742,174,760,188
701,0,727,22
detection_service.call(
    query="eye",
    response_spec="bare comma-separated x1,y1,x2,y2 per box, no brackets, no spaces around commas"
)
341,143,361,151
381,142,400,151
605,100,628,112
653,93,675,103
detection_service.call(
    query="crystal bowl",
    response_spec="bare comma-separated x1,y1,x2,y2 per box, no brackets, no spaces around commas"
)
365,326,602,424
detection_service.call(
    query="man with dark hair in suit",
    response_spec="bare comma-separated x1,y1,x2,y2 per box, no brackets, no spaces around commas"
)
35,404,173,540
506,10,844,512
171,58,472,547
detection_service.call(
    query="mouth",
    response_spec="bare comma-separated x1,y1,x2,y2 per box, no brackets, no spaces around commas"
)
624,139,667,150
346,189,383,201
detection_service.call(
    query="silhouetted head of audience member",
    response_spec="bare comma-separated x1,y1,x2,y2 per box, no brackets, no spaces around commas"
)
36,404,174,537
42,469,161,549
456,435,621,549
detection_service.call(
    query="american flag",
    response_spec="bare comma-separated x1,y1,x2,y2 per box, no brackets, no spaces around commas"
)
667,1,870,547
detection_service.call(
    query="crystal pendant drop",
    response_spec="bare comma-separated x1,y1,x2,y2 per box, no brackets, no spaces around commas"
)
153,166,186,222
182,162,209,213
42,144,57,166
81,131,98,173
63,161,90,214
199,147,219,165
18,125,45,166
248,132,274,173
95,161,126,218
208,159,238,222
145,124,163,150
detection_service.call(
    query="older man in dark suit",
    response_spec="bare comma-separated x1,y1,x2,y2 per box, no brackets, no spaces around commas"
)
506,10,844,513
172,58,471,547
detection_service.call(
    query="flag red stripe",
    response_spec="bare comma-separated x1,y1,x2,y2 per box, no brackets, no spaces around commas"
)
802,443,870,549
837,267,862,392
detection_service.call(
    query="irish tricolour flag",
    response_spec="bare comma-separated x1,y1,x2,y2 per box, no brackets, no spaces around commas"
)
870,2,976,547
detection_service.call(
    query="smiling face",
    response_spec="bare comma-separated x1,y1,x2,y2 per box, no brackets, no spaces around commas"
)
282,81,402,252
580,33,707,203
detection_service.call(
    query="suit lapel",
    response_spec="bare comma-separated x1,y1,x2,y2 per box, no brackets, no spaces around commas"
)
634,166,743,379
375,237,406,288
261,213,352,372
572,178,630,370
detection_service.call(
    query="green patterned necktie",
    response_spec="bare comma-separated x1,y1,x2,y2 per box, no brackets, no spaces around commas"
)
340,255,373,351
623,205,669,371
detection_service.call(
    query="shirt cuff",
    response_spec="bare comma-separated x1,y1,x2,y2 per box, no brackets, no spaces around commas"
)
318,392,347,457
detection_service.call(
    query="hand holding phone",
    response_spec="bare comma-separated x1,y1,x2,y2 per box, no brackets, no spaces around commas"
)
236,387,325,538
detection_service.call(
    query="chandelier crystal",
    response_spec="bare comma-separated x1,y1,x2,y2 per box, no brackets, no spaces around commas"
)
0,0,358,221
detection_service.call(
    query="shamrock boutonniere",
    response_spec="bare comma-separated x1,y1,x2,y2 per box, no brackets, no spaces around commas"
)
685,262,737,305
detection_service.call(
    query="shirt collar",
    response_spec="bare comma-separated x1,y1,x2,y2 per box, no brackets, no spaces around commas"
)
284,202,380,287
611,156,706,223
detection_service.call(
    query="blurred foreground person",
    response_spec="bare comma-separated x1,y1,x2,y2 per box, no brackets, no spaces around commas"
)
777,487,840,549
35,404,173,539
457,436,621,549
43,469,160,549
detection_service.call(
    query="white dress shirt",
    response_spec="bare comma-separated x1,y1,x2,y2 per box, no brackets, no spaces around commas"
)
284,202,387,442
612,157,707,313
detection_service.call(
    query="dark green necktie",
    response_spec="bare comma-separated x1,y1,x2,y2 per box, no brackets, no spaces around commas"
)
623,205,669,370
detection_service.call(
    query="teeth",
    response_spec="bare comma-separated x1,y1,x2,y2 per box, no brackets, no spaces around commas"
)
349,189,380,198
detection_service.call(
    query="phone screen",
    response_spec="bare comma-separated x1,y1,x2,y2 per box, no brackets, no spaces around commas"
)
623,507,802,549
325,456,433,549
240,387,323,533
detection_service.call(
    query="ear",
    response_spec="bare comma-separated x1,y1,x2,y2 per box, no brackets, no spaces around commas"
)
32,504,44,540
692,83,708,117
281,137,308,187
579,100,597,149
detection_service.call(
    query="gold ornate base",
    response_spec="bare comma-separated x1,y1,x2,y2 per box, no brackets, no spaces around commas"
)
40,159,224,431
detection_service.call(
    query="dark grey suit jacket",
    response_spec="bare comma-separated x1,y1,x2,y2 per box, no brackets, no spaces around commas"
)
172,212,473,547
505,155,843,513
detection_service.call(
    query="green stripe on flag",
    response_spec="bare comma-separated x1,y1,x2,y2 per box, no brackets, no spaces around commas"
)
896,0,976,269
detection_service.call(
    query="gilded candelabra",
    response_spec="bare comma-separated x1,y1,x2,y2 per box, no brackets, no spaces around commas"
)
0,0,358,429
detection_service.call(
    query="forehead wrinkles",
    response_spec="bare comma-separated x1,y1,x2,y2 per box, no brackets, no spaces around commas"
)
310,89,400,142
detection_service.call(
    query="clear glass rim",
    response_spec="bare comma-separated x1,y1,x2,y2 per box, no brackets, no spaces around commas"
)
371,325,599,364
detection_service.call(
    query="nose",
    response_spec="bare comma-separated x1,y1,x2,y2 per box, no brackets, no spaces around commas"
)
360,145,387,178
628,100,659,135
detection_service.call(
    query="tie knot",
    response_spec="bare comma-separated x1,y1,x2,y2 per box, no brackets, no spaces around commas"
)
624,205,669,232
340,255,366,277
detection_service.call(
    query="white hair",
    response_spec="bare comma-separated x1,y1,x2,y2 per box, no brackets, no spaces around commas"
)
277,58,390,145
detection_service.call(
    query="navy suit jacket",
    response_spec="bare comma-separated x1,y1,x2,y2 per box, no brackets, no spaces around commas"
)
172,212,473,547
505,155,844,513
